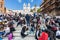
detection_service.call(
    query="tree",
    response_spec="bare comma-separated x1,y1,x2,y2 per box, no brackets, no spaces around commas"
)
37,8,41,13
44,0,47,2
30,9,33,12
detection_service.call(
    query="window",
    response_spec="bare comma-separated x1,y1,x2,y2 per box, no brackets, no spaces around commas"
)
48,0,54,5
2,0,3,1
49,0,53,4
56,0,57,1
56,0,60,2
0,4,2,8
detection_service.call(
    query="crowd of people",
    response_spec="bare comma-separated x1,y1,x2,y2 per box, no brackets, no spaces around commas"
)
0,12,60,40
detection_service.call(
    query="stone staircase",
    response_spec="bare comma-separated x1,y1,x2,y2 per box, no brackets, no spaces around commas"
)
3,21,59,40
13,26,36,40
3,23,36,40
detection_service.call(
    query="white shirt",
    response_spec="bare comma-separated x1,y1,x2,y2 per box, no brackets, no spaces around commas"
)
56,30,60,36
4,27,10,33
36,30,39,38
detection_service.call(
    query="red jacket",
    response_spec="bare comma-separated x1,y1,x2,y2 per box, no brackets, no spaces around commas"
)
38,32,48,40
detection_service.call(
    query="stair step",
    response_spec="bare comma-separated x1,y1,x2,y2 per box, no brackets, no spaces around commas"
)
14,30,21,33
13,32,35,37
14,37,36,40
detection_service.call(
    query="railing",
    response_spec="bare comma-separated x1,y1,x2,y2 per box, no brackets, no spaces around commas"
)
56,0,60,2
40,0,51,8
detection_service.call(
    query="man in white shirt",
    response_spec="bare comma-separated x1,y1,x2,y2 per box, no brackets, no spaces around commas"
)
56,28,60,39
4,25,10,37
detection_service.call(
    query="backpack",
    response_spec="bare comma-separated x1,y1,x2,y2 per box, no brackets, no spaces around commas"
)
38,32,48,40
51,26,57,31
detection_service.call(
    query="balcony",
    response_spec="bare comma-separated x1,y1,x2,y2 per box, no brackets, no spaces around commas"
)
57,5,60,8
56,3,60,8
40,0,50,8
56,0,60,2
41,8,44,11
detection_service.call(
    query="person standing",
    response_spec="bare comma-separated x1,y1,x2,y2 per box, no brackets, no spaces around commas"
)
38,30,48,40
25,14,30,26
35,25,41,40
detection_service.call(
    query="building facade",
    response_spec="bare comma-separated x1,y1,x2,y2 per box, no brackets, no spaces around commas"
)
40,0,60,16
23,3,31,14
0,0,5,13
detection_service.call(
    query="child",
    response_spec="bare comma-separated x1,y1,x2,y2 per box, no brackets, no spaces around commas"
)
8,33,13,40
35,25,41,40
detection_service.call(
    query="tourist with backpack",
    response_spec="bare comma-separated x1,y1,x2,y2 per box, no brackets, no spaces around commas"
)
38,30,48,40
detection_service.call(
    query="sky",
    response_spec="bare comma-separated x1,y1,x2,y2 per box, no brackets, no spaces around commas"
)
4,0,43,10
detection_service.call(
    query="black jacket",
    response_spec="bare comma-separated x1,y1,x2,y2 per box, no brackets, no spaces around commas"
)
35,29,41,40
21,27,28,37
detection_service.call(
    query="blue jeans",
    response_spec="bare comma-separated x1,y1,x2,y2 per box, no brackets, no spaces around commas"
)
48,37,50,40
27,21,30,26
0,32,5,36
56,36,60,39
